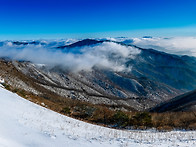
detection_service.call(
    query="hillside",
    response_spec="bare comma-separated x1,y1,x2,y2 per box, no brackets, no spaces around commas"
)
1,39,196,112
150,89,196,112
1,84,196,147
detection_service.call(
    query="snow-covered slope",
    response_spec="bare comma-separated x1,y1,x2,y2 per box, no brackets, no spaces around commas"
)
0,85,196,147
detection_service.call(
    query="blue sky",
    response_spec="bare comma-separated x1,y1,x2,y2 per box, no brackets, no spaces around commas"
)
0,0,196,39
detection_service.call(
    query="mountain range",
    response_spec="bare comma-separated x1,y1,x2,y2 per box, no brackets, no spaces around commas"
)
0,38,196,111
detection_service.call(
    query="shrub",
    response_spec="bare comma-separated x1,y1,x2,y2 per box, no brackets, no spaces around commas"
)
112,111,129,127
2,83,11,90
92,107,114,124
18,89,26,97
61,107,71,114
131,112,152,127
72,104,96,119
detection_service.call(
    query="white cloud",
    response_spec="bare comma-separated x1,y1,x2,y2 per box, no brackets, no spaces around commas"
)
132,37,196,57
0,41,140,72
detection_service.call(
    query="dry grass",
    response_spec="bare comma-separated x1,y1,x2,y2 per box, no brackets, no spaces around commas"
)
2,79,196,131
151,112,196,130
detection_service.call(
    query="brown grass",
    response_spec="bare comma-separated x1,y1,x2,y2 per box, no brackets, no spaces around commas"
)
2,81,196,131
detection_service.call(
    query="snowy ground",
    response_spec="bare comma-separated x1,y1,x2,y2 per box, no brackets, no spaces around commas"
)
0,85,196,147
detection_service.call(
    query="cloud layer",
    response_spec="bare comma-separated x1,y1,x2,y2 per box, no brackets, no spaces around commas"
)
2,37,195,72
132,37,196,57
0,41,140,72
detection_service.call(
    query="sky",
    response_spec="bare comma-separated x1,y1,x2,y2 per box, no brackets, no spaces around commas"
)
0,0,196,39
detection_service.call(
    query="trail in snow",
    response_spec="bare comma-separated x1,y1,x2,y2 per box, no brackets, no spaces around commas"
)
0,85,196,147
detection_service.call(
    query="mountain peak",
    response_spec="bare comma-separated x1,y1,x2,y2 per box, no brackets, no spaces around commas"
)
57,39,104,49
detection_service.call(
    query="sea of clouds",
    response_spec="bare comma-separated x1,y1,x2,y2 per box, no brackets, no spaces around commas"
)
0,41,140,72
131,37,196,57
1,37,196,72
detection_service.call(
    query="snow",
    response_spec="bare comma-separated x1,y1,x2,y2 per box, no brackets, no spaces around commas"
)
0,85,196,147
0,77,4,84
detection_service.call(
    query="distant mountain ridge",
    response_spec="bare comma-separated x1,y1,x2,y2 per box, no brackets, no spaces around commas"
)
57,39,104,49
1,38,196,111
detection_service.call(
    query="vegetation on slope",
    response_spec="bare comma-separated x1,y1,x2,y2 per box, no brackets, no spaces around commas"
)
2,82,196,131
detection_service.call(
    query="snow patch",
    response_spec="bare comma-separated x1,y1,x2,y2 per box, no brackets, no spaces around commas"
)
0,77,5,84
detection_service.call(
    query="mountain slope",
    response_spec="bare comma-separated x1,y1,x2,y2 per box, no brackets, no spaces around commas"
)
0,85,127,147
150,89,196,112
1,39,196,111
1,85,196,147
